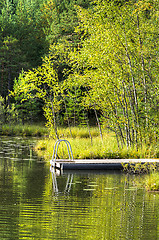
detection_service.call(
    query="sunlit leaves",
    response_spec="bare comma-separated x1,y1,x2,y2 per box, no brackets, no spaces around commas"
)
69,0,159,148
11,53,62,137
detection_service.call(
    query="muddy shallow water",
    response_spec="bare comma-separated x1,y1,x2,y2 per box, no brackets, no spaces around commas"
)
0,137,158,240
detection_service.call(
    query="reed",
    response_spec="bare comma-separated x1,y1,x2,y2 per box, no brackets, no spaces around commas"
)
0,124,48,137
57,126,100,139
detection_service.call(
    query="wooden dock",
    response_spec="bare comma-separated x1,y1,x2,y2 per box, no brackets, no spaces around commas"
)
52,159,159,170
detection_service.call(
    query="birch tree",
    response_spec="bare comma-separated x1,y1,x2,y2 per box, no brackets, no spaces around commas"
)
69,0,159,148
12,54,61,138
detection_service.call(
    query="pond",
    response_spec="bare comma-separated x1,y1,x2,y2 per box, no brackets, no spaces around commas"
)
0,137,159,240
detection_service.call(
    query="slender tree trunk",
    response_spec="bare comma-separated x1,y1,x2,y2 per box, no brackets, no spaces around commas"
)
64,98,73,138
73,88,77,127
115,86,129,148
117,25,140,148
84,86,103,141
85,111,93,145
126,83,138,148
114,125,121,150
93,104,103,142
122,82,131,147
124,43,140,148
137,14,148,135
107,96,125,147
1,62,4,97
113,57,132,147
50,96,59,139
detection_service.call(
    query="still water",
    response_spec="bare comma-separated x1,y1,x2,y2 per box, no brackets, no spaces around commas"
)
0,137,159,240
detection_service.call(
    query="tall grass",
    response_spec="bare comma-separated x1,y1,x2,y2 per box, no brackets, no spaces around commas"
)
57,126,99,139
0,124,48,137
35,127,159,160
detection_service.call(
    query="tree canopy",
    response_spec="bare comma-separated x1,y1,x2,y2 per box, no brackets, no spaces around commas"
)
68,0,159,148
1,0,159,149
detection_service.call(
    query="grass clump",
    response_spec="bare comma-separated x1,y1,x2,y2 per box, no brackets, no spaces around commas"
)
0,124,48,137
145,172,159,191
122,162,158,174
123,161,159,191
57,126,99,139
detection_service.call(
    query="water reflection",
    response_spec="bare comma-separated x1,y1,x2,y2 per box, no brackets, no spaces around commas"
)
51,167,74,194
0,136,37,161
0,137,159,240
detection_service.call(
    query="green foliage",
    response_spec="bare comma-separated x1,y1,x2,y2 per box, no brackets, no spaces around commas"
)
14,0,48,67
122,162,158,174
11,71,44,123
0,36,29,100
0,95,20,124
40,0,92,45
68,0,159,149
0,0,92,125
0,95,4,125
0,0,48,111
11,42,93,136
2,0,158,154
11,53,62,137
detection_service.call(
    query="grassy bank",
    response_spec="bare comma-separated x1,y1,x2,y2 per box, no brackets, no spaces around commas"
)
0,124,158,159
35,127,159,160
